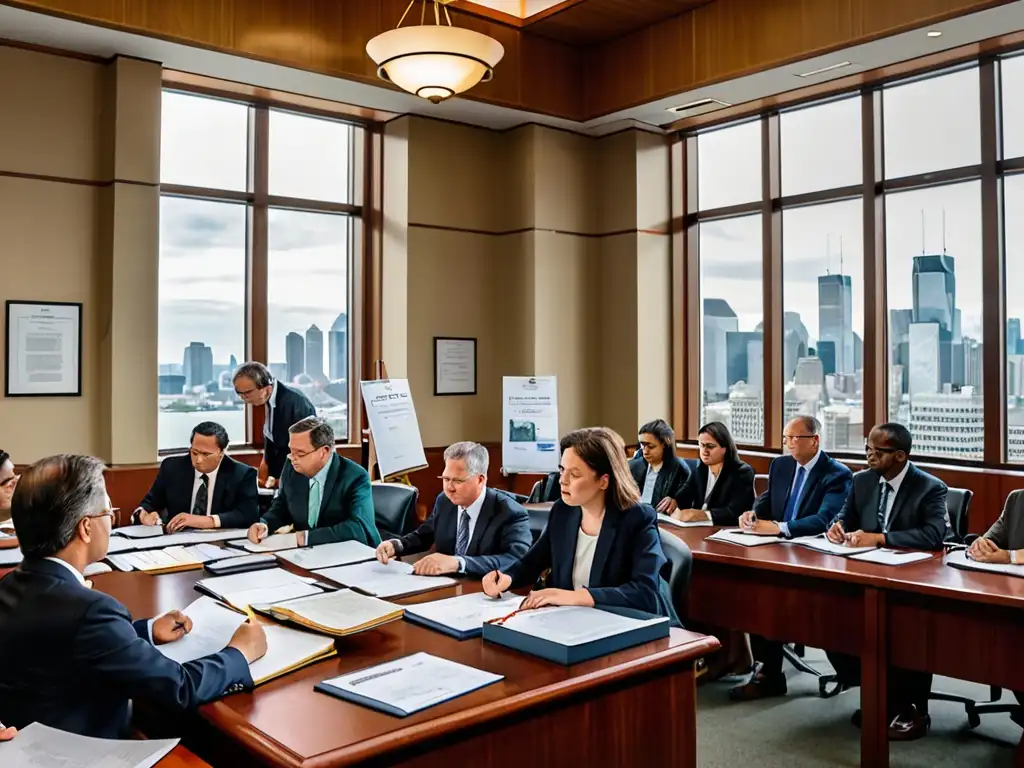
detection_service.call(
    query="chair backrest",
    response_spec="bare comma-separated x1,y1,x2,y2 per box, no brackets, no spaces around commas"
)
538,471,561,502
754,473,770,496
371,482,419,540
944,486,972,543
526,480,543,504
683,457,700,475
526,504,551,544
659,531,693,618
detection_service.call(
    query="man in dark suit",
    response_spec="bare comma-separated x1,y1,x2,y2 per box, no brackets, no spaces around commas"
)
375,441,531,576
247,417,381,547
729,415,853,702
824,422,947,740
232,361,315,489
132,422,258,532
0,454,266,738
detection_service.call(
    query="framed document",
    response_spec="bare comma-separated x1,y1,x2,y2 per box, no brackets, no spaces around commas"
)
5,301,82,397
433,337,477,396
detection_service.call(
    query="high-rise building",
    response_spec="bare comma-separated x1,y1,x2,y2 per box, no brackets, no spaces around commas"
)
912,254,956,386
908,322,941,396
725,331,762,390
1009,355,1024,398
909,391,983,460
1009,318,1022,357
703,299,739,397
329,312,348,382
963,337,983,391
853,332,863,373
305,324,325,383
889,364,906,421
182,342,213,388
728,383,763,445
818,273,854,374
890,309,914,387
229,354,238,370
817,340,836,376
157,374,186,396
822,404,863,452
286,332,305,382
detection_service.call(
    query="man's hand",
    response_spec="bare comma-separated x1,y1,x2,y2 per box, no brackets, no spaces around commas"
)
247,523,268,544
265,477,277,489
482,570,512,598
845,531,885,548
413,553,460,576
228,620,268,663
296,531,307,547
656,497,678,514
738,510,756,530
968,537,1011,564
376,540,397,564
167,513,215,533
748,520,782,536
138,509,161,527
152,610,192,645
521,588,594,610
0,725,16,741
673,508,709,523
826,520,846,544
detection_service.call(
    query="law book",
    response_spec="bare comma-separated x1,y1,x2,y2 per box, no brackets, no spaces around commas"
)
254,588,404,637
249,624,337,686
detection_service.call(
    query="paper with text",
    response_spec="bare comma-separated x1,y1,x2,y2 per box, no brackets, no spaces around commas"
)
495,605,668,646
314,559,455,598
706,529,784,547
849,549,935,566
242,532,300,553
111,525,166,539
946,548,1024,577
263,588,403,634
158,596,247,665
789,536,876,556
248,624,336,685
403,592,521,634
276,540,377,570
0,722,178,768
198,567,322,611
658,513,713,528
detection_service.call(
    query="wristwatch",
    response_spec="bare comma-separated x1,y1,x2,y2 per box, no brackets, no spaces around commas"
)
1011,550,1018,565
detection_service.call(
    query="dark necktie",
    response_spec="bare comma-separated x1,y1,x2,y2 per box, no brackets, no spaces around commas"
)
877,482,892,532
456,509,470,556
783,465,807,523
192,474,209,516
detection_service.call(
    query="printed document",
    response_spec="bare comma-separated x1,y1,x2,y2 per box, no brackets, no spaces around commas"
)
706,529,784,547
403,592,522,634
946,548,1024,577
111,525,166,539
849,549,935,566
658,513,712,528
197,567,322,611
0,722,177,768
314,560,455,598
495,605,668,646
248,624,336,685
276,540,377,570
157,596,247,665
262,588,402,635
788,536,876,556
241,532,300,553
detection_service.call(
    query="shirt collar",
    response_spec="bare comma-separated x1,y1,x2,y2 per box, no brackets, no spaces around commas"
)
880,461,911,494
43,556,86,586
461,486,487,519
267,379,279,409
798,450,822,474
195,464,220,483
310,455,333,488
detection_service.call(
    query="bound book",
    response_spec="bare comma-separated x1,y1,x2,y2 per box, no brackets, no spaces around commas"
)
482,605,670,665
254,588,404,637
195,567,323,612
249,624,337,686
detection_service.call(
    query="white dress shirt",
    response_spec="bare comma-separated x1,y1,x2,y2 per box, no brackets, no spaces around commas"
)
263,379,280,442
572,526,601,590
640,464,660,505
454,486,487,574
701,467,721,520
778,450,822,538
878,461,911,533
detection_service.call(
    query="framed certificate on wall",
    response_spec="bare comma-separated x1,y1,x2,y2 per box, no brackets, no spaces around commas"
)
434,337,477,396
5,301,83,397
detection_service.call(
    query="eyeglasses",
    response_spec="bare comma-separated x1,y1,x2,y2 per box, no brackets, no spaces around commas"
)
697,442,720,451
485,598,529,626
290,448,324,460
639,442,659,451
439,475,475,486
87,508,117,525
864,444,898,456
782,434,815,444
234,387,260,398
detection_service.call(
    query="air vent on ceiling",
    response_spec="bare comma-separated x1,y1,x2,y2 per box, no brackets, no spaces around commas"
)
796,61,853,78
666,97,732,116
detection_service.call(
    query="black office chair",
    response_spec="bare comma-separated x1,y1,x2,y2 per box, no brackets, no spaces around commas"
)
943,487,972,544
504,491,530,504
525,504,551,544
371,482,419,541
526,471,560,504
659,530,693,618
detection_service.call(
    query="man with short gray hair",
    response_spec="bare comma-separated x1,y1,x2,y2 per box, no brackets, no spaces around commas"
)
248,417,381,547
0,455,266,738
376,441,531,576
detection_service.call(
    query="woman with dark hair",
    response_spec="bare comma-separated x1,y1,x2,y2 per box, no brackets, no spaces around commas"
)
0,450,19,549
483,427,677,621
672,422,755,526
628,419,690,514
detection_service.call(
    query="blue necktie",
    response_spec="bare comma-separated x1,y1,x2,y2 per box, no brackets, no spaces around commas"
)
783,465,807,523
455,509,470,556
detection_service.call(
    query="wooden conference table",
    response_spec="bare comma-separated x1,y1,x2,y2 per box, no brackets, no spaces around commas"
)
661,523,1024,768
90,557,717,768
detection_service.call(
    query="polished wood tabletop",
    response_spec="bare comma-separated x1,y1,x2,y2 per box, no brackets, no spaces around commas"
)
160,745,211,767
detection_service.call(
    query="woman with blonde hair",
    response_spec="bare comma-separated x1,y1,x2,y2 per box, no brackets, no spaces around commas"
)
483,427,677,621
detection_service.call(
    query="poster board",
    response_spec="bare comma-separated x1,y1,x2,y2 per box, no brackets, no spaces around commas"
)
360,379,428,480
501,376,559,474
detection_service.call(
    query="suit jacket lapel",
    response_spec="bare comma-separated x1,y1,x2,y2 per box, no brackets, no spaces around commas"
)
704,464,720,507
886,464,917,531
589,506,621,586
467,490,496,555
777,459,797,519
320,454,341,518
209,459,228,516
556,506,582,588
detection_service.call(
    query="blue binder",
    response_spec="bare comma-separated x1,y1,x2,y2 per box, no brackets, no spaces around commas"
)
402,612,480,640
482,606,670,665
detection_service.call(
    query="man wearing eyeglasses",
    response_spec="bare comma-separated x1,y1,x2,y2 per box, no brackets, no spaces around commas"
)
823,422,947,741
730,415,852,703
375,442,531,576
0,454,267,738
132,422,259,532
247,417,381,547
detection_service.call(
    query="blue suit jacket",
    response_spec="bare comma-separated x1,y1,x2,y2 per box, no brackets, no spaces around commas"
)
505,499,676,621
139,454,259,529
0,558,251,738
264,382,316,479
752,451,853,538
396,488,532,577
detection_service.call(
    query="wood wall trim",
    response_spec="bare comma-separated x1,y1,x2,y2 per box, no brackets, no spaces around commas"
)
0,169,159,187
407,222,668,238
0,34,104,62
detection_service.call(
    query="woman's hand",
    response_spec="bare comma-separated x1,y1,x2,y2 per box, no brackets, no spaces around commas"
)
482,570,512,597
520,588,594,610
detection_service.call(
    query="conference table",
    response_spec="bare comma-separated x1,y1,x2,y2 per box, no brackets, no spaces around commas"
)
660,522,1024,768
88,553,717,768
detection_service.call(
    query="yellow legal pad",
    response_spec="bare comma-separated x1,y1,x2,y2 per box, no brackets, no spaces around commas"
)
255,588,405,637
249,623,338,686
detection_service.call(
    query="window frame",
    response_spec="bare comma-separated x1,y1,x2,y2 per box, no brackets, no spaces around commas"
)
158,88,374,455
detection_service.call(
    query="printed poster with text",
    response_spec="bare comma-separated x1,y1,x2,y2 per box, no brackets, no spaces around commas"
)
360,379,427,479
502,376,558,473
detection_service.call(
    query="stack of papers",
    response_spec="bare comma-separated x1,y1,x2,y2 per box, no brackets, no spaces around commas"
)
849,549,935,566
106,537,140,555
494,605,666,646
236,532,301,553
403,592,522,639
107,543,241,573
257,588,403,636
205,553,279,575
196,567,323,611
0,723,178,768
946,548,1024,577
276,540,378,570
133,529,251,549
111,524,167,539
249,624,337,685
315,652,503,717
788,536,876,556
706,529,783,547
658,513,713,529
314,560,456,598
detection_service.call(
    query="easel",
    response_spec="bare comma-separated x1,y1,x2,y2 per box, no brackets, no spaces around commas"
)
363,360,427,487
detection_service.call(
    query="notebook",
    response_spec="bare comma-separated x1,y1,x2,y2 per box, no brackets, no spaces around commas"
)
658,513,713,529
255,588,403,636
249,624,337,686
946,548,1024,577
403,592,522,639
195,567,324,612
205,553,279,575
849,549,935,566
313,560,456,598
787,536,876,556
706,529,784,547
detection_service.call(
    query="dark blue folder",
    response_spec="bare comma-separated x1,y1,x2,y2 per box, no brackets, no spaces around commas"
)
402,611,480,640
482,606,670,665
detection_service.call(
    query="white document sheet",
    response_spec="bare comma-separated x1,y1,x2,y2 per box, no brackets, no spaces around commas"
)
945,548,1024,577
848,549,934,566
276,540,377,570
788,536,876,556
248,624,335,685
495,605,668,646
158,596,247,665
197,567,322,611
134,529,250,549
105,537,140,555
403,592,522,634
264,588,402,632
106,554,135,572
706,529,784,547
0,547,23,566
116,547,202,572
320,652,502,715
111,525,166,539
0,722,178,768
241,532,300,553
314,560,456,598
84,562,112,577
658,513,713,528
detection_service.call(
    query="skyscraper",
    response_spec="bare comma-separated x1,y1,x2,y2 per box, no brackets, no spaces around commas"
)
725,331,763,389
908,322,941,396
1009,318,1022,357
818,273,854,375
305,324,326,383
912,254,956,386
329,312,348,382
286,332,305,382
963,337,983,391
703,299,738,397
182,342,213,389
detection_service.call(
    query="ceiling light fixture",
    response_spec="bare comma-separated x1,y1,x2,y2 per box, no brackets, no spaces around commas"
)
796,61,853,78
366,0,505,104
927,30,943,38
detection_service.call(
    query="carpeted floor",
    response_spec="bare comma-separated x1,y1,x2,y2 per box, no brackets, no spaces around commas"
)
695,648,1020,767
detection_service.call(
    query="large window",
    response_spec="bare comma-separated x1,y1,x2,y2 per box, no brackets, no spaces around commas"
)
1006,176,1024,461
158,92,363,452
1001,55,1024,161
696,121,761,211
780,96,862,196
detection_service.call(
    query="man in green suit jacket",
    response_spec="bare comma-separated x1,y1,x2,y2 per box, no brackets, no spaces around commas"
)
246,417,381,547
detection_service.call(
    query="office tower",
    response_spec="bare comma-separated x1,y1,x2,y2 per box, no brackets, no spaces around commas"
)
1009,355,1024,398
725,331,762,389
818,273,854,374
729,383,763,445
912,254,956,386
963,338,983,391
817,340,837,376
703,299,739,397
822,404,863,452
908,322,941,396
889,365,906,421
1009,318,1022,357
329,312,348,382
305,324,325,383
853,333,863,373
746,337,763,390
889,308,913,386
229,354,238,370
910,392,983,460
756,312,808,383
157,374,186,395
286,332,305,382
182,342,213,388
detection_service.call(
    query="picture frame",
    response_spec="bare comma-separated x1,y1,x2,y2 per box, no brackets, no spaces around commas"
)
433,337,477,396
5,300,83,397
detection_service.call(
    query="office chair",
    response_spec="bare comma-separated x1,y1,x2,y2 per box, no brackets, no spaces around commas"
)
753,473,770,497
525,504,551,544
943,487,972,544
370,482,419,541
659,530,694,617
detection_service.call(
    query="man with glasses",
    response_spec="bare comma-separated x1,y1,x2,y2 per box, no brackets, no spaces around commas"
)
375,442,531,576
823,422,947,740
247,417,380,547
132,422,259,532
232,361,315,490
0,454,266,738
730,415,852,702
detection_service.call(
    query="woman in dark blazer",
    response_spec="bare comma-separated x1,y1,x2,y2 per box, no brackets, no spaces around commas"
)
673,422,755,526
628,419,690,515
483,427,677,622
0,450,19,550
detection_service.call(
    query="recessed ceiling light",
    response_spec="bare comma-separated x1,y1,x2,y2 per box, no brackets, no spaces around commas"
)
927,30,943,38
796,61,852,78
666,97,733,114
